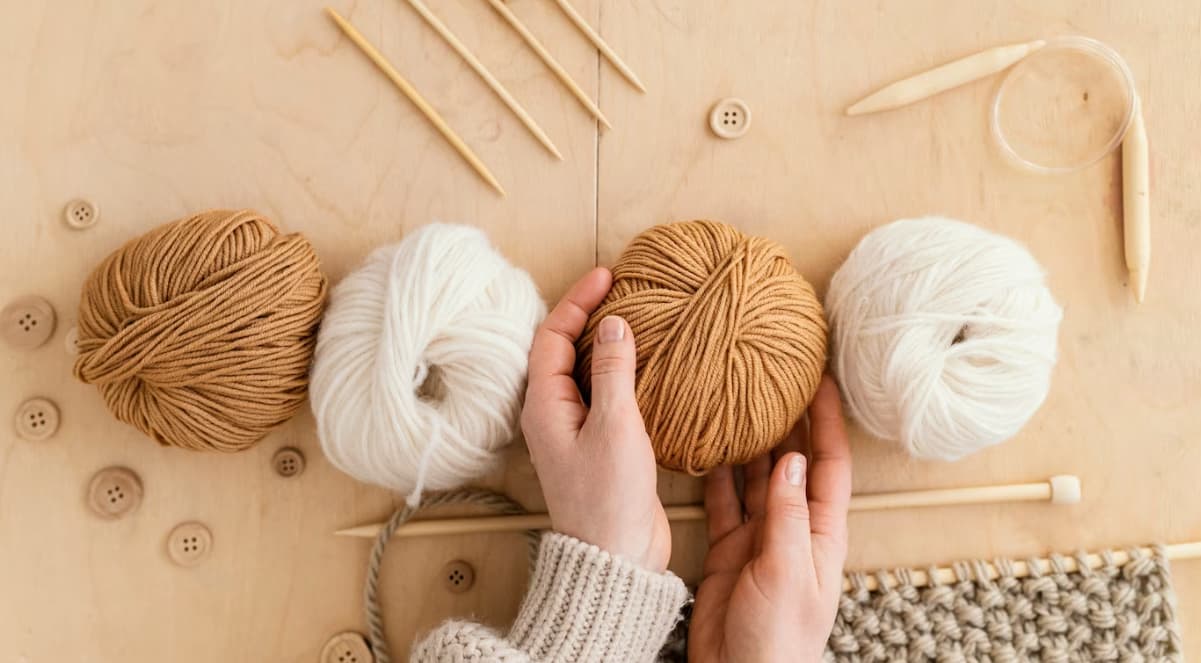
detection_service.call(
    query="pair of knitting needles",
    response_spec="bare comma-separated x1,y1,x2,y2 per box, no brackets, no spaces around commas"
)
336,474,1082,539
327,0,645,196
846,39,1150,303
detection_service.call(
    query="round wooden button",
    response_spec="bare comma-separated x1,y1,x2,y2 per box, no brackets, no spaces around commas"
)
166,522,213,567
14,397,60,441
441,560,475,594
63,198,99,230
272,447,305,478
2,295,56,350
87,467,143,519
709,98,752,139
320,631,373,663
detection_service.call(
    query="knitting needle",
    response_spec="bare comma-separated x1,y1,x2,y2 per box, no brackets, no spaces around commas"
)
845,39,1046,116
404,0,563,160
842,540,1201,593
334,475,1080,539
1122,103,1150,303
325,7,507,196
485,0,612,129
550,0,646,93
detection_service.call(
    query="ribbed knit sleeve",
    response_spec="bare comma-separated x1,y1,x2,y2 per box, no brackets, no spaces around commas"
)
410,532,690,663
508,533,690,662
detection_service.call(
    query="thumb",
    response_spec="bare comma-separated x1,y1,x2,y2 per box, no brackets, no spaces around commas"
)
589,315,637,409
761,452,814,565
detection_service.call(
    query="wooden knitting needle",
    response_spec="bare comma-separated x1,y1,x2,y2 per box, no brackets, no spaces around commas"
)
325,7,507,196
485,0,612,129
404,0,563,160
550,0,646,93
1122,103,1150,303
846,39,1046,116
842,540,1201,593
335,475,1080,539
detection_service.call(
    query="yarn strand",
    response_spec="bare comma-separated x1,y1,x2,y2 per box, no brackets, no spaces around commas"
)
364,489,540,663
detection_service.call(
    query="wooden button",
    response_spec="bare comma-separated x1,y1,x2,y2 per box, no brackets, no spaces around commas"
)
441,560,475,593
166,521,213,567
709,98,752,139
2,295,56,350
87,467,143,519
272,447,305,478
320,631,373,663
14,397,60,441
64,325,80,355
63,198,99,229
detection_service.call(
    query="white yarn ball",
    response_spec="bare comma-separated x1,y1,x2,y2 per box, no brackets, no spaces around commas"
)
310,223,546,504
825,216,1063,461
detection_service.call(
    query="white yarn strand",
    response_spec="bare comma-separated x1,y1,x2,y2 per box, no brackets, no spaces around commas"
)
825,216,1063,461
310,223,546,499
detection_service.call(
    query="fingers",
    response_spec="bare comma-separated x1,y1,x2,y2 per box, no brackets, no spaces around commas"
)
806,375,853,588
741,452,773,518
522,268,613,448
704,466,741,545
759,452,813,565
527,267,612,383
588,316,637,410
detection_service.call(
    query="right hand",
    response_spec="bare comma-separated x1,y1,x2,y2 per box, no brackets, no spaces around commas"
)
689,376,853,663
520,267,672,573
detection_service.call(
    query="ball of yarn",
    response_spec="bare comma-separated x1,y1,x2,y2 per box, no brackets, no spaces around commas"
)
825,216,1063,461
74,210,328,452
575,220,827,474
310,223,545,504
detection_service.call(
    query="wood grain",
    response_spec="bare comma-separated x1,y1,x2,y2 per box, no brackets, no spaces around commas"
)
2,0,1198,661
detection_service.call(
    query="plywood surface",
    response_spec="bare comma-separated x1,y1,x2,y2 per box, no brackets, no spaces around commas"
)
2,1,1198,661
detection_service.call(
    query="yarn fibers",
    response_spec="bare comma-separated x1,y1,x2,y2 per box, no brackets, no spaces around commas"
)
74,210,328,452
825,216,1063,461
310,223,545,505
576,220,827,474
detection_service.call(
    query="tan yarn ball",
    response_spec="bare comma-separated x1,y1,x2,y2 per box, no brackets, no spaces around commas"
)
74,210,328,452
575,220,827,474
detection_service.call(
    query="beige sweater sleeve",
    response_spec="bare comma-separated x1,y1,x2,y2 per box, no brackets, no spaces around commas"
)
411,532,690,663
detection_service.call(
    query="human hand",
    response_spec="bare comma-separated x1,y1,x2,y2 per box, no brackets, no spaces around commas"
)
521,267,672,573
689,376,852,663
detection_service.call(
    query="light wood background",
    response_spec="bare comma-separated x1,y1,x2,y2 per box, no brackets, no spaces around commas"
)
2,1,1198,661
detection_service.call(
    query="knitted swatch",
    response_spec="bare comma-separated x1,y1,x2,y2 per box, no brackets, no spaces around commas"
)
828,547,1182,661
658,546,1182,662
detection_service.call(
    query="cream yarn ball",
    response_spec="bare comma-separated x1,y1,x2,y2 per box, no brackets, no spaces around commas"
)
825,216,1063,461
309,223,545,505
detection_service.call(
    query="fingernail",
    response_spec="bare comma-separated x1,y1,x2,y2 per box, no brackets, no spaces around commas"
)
786,455,806,486
598,316,625,343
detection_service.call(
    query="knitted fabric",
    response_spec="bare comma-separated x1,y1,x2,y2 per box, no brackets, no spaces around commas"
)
655,546,1182,663
412,533,690,662
827,547,1182,662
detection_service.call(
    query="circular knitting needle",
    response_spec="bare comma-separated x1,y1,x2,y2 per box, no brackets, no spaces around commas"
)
846,39,1046,116
405,0,563,160
335,475,1081,540
486,0,612,129
325,7,507,196
1122,103,1150,303
551,0,646,93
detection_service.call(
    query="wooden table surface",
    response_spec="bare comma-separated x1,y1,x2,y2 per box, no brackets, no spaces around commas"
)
2,1,1198,660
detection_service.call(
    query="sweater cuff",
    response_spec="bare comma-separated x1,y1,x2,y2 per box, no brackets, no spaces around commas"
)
508,533,690,663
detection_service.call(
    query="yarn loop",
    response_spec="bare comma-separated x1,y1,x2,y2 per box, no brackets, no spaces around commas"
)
576,220,827,474
74,210,328,452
